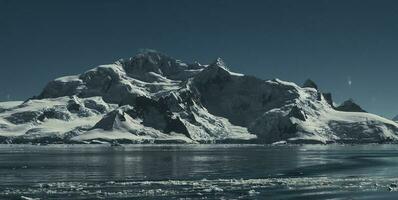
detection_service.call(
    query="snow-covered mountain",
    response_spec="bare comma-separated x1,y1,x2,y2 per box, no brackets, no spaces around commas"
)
393,115,398,122
1,50,398,144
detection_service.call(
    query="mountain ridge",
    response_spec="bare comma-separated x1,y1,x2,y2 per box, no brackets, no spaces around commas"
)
1,50,398,144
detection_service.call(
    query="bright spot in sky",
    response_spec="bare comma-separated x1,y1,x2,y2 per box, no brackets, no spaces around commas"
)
347,77,352,87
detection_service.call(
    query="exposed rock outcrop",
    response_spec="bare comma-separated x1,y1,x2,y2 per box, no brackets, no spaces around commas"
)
302,79,318,90
335,99,367,113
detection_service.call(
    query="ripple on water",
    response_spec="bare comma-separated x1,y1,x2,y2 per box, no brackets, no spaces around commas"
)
2,177,398,199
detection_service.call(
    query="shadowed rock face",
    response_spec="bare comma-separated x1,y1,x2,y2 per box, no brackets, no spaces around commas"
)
302,79,318,90
5,111,42,124
335,99,367,113
117,50,206,83
38,108,71,121
288,106,307,121
322,93,334,107
1,50,398,144
38,78,83,99
93,96,192,139
120,50,189,81
192,60,298,128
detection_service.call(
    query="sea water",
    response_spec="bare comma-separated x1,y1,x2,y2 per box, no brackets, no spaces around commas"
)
1,144,398,199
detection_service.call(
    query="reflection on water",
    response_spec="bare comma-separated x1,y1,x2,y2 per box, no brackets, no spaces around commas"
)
1,144,398,199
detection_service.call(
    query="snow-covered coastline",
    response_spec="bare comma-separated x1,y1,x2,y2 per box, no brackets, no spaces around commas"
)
1,50,398,144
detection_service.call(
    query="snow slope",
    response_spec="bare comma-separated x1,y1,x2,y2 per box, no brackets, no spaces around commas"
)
1,50,398,144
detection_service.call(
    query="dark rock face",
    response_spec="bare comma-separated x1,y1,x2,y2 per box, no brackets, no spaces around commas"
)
38,108,71,121
303,79,318,90
322,93,334,107
133,96,191,138
327,120,398,143
5,111,42,124
192,61,299,128
120,50,187,80
249,110,299,143
335,99,366,113
194,78,298,127
38,79,82,99
76,66,134,104
78,66,121,97
132,96,170,131
84,99,108,113
164,117,189,136
67,100,81,113
118,50,205,82
288,106,306,121
99,95,192,139
91,108,125,131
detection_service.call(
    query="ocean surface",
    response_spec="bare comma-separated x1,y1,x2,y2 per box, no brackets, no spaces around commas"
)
1,144,398,199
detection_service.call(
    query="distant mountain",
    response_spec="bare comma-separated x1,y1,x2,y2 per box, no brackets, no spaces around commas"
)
1,50,398,144
393,115,398,122
335,99,367,113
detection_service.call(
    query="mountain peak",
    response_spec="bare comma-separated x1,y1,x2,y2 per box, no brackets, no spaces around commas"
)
200,57,244,77
115,50,193,81
120,49,179,67
210,57,230,71
302,79,318,90
335,98,367,113
135,49,170,60
195,57,234,80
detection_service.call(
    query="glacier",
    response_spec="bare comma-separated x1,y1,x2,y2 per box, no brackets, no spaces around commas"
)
1,50,398,144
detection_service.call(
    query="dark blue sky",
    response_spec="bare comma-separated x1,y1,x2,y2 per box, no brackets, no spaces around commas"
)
1,0,398,118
